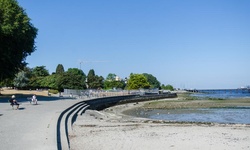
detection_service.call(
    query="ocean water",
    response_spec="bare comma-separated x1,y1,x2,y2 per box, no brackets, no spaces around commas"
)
125,89,250,124
145,107,250,124
191,89,250,99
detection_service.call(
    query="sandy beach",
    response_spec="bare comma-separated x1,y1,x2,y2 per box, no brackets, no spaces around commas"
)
2,89,249,149
70,98,250,150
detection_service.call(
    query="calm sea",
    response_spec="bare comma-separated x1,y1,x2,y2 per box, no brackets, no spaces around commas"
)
125,89,250,124
191,89,250,99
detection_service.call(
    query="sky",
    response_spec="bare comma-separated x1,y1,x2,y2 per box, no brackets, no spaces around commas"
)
17,0,250,89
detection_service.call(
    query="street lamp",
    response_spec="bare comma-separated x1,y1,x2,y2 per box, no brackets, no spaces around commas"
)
79,61,83,70
85,78,88,89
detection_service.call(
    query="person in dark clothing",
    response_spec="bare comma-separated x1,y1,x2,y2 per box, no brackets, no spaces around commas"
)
9,95,19,110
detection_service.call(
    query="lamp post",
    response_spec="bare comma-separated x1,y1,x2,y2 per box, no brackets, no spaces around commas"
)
79,61,83,70
85,78,88,89
124,77,128,94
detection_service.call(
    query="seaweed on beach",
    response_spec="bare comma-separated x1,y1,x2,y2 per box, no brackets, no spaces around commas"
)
207,97,225,100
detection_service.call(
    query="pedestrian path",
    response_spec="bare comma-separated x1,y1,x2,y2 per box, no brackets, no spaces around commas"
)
0,98,81,150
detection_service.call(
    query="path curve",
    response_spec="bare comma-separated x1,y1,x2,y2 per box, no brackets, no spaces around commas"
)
0,98,80,150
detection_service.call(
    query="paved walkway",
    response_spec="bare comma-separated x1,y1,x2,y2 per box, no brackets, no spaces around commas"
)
0,97,81,150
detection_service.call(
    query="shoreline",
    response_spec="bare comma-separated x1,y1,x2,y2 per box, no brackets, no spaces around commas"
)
106,97,250,125
70,97,250,150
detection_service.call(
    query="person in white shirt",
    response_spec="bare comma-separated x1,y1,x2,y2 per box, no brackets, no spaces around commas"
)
32,94,38,105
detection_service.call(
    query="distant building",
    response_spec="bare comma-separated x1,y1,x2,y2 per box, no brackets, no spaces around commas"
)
115,76,121,81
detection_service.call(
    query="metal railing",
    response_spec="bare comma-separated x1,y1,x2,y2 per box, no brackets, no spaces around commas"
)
63,88,160,99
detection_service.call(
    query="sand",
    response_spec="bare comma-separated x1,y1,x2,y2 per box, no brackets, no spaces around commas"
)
70,101,250,150
2,89,249,149
0,88,49,96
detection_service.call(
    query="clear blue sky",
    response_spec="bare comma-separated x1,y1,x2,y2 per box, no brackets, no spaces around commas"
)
17,0,250,89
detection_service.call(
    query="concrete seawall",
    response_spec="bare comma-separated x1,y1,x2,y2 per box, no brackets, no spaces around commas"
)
57,93,177,150
84,93,177,110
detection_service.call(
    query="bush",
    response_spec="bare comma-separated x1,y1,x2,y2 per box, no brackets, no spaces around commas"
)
48,89,59,94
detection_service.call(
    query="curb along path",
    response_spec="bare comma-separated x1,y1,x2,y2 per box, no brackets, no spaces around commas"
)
56,101,89,150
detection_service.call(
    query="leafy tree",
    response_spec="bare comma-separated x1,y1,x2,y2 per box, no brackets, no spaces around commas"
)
23,66,33,79
87,69,95,89
104,80,125,90
87,69,104,89
13,71,29,89
32,66,49,77
28,76,44,89
90,76,104,89
58,68,86,90
0,66,31,88
56,64,64,74
104,73,125,89
143,73,161,89
41,74,60,90
161,84,174,91
106,73,116,81
87,69,95,79
127,73,150,90
0,78,13,87
0,0,38,80
67,68,85,76
28,66,49,89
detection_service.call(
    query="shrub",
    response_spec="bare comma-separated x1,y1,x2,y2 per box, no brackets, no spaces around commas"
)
49,89,59,94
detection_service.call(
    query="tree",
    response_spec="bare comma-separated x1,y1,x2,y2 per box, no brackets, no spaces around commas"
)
143,73,161,89
23,66,33,79
0,0,38,80
127,73,150,90
28,66,49,89
41,74,60,90
87,69,95,78
161,84,174,91
87,69,104,89
0,78,13,87
104,80,125,90
32,66,49,77
87,69,95,89
106,73,116,81
13,71,29,89
56,64,64,74
28,76,44,89
58,68,86,90
90,76,104,89
104,73,125,89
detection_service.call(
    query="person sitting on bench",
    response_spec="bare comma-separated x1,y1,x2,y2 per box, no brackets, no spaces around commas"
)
31,94,38,105
9,95,19,110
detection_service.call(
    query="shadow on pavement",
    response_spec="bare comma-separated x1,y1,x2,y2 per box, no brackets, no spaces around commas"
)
0,94,75,103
